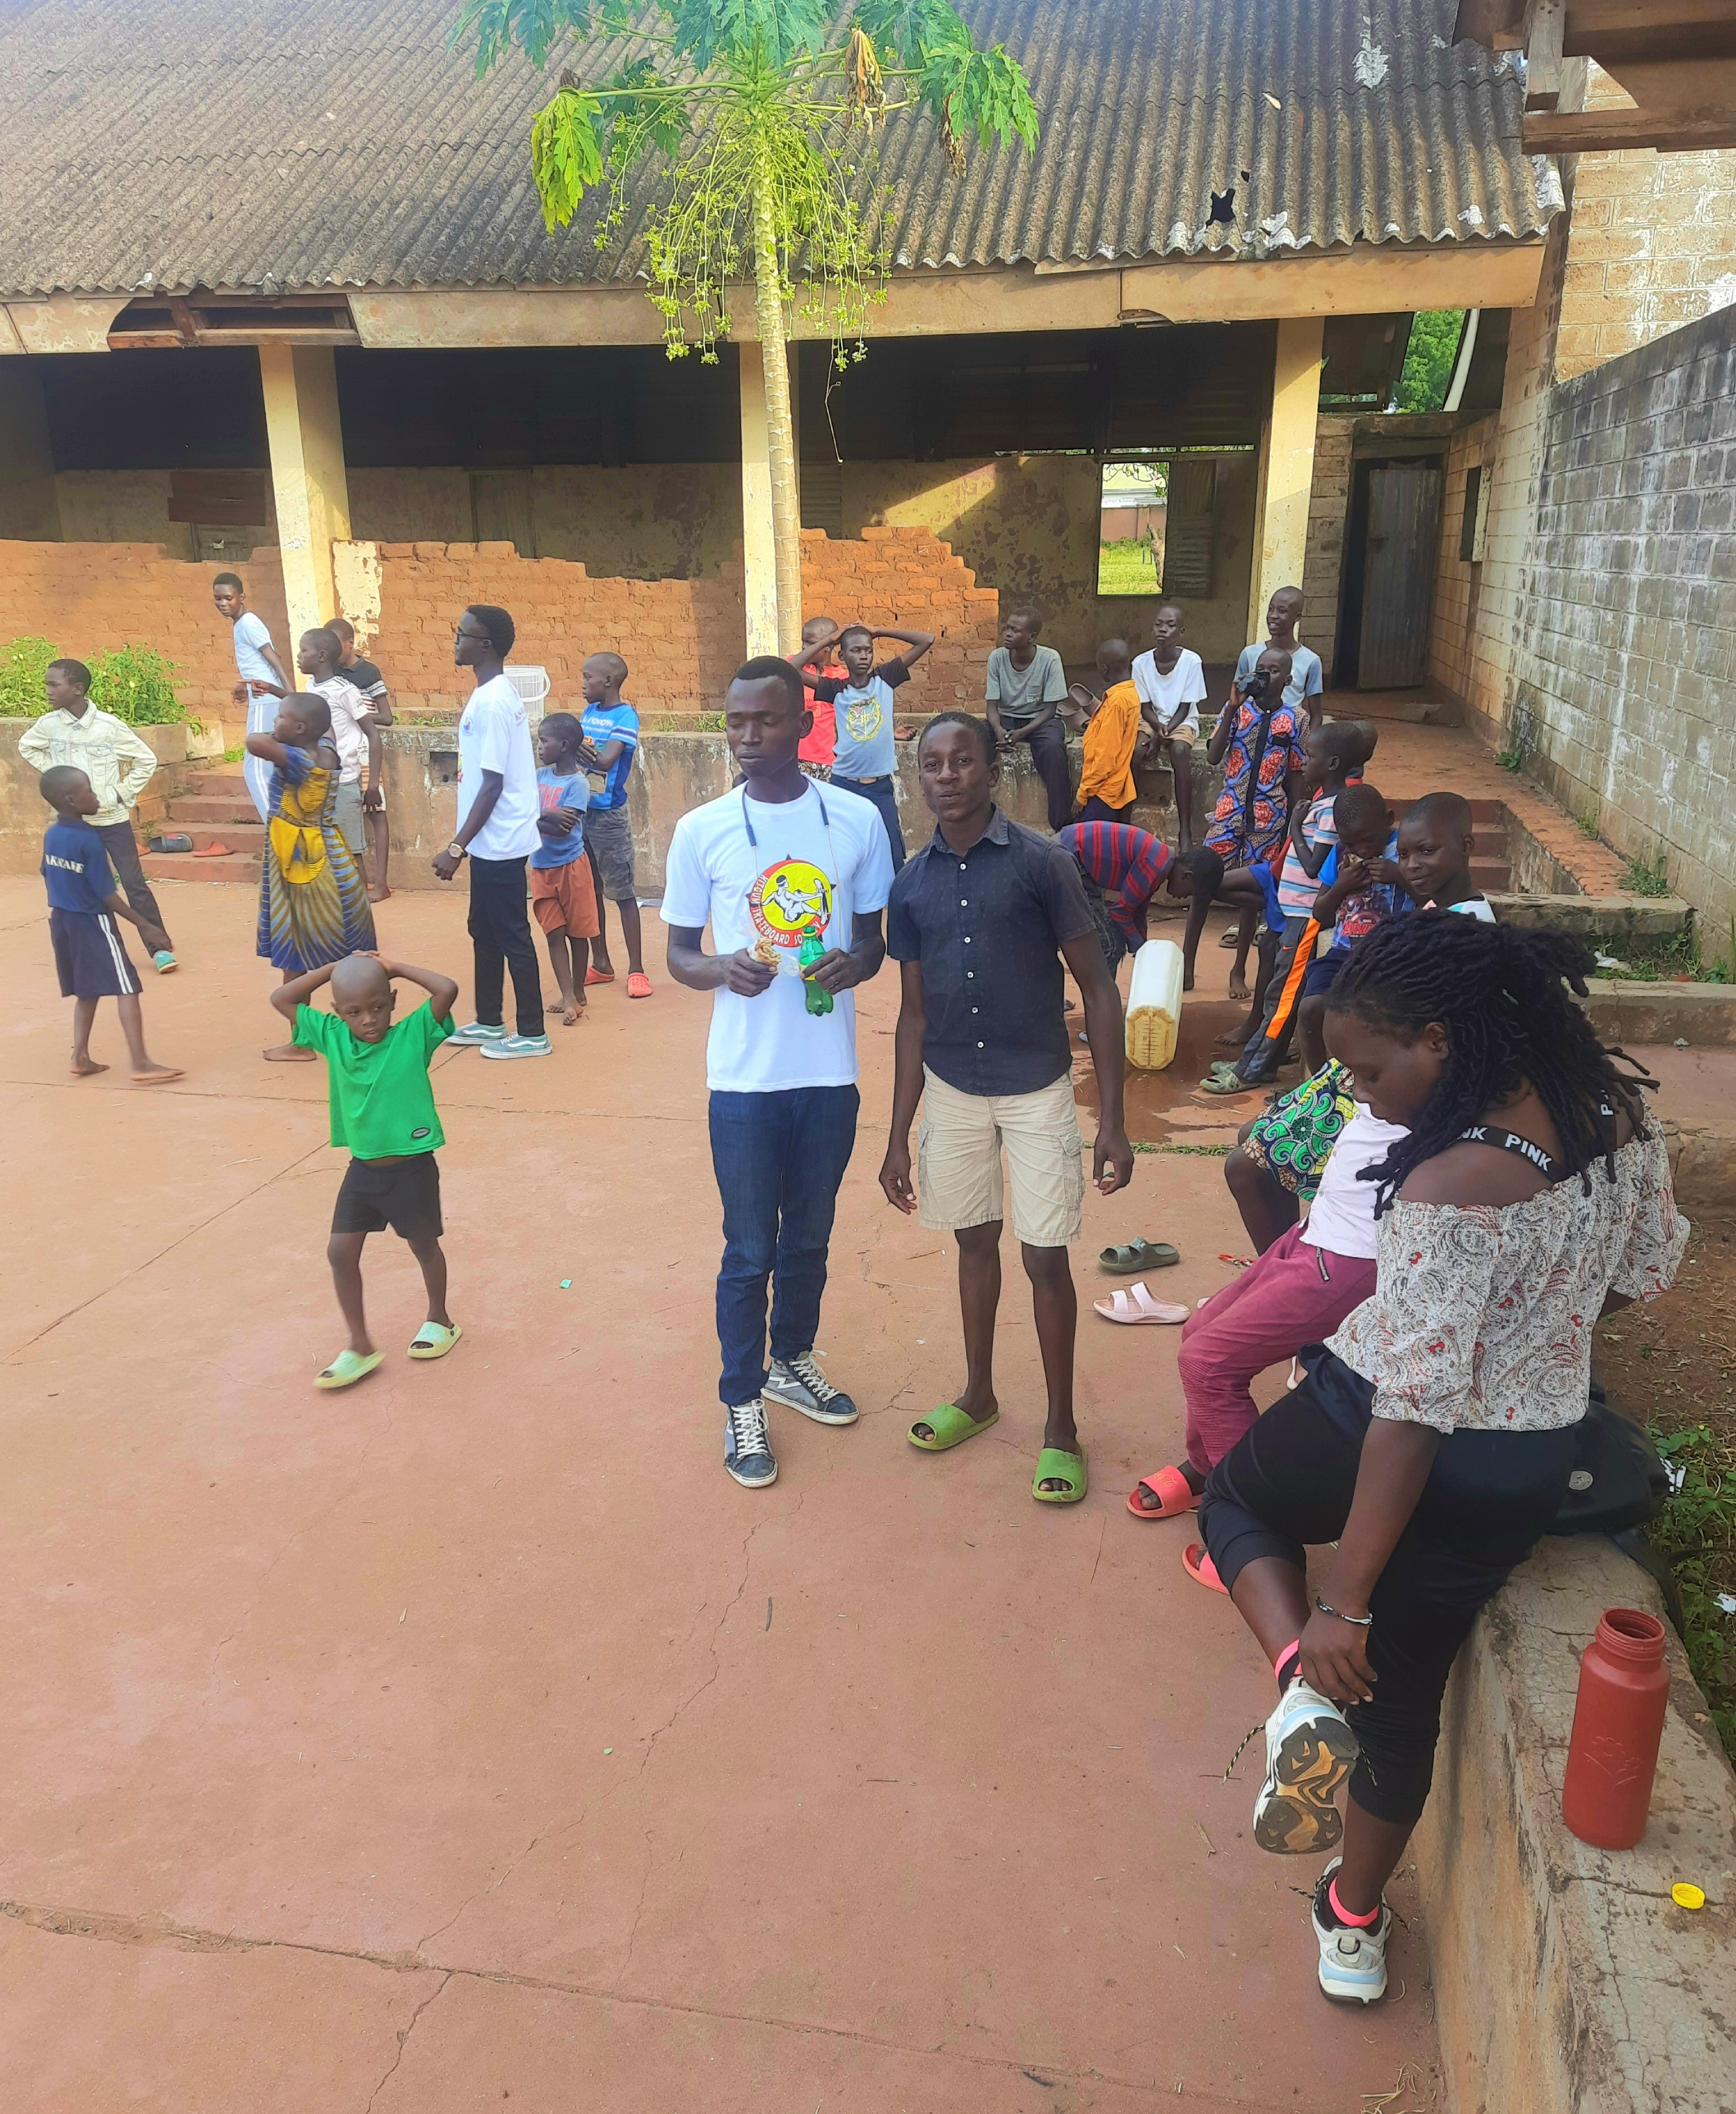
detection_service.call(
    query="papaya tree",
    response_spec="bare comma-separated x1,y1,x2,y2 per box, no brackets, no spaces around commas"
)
455,0,1039,650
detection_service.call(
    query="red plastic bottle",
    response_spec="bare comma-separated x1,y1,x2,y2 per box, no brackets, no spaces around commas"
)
1561,1607,1671,1850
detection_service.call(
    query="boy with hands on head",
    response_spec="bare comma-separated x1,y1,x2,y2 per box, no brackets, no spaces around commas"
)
273,952,462,1392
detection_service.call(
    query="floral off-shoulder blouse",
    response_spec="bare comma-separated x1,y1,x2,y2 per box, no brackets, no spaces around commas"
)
1327,1130,1687,1433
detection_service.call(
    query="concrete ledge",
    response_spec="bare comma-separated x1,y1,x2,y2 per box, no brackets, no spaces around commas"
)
1493,892,1694,943
1582,981,1736,1048
1415,1536,1734,2114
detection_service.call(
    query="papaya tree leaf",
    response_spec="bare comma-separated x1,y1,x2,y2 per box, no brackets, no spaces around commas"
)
531,86,607,229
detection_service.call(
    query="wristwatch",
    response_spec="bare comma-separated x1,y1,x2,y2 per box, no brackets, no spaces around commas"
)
446,839,467,861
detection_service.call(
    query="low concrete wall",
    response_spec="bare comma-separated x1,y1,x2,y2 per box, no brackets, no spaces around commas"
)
0,716,190,876
1416,1535,1734,2114
1582,980,1736,1050
1491,892,1692,944
380,725,1216,893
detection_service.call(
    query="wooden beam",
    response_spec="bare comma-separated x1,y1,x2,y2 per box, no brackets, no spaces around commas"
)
1527,0,1566,108
1571,24,1736,63
1571,1,1736,32
1453,0,1528,49
1523,102,1736,150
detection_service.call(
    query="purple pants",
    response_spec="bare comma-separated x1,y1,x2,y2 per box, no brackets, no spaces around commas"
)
1176,1222,1377,1476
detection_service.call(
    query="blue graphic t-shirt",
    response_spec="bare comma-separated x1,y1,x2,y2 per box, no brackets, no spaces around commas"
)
530,766,590,870
1318,834,1412,950
41,818,115,914
812,660,910,779
582,702,640,811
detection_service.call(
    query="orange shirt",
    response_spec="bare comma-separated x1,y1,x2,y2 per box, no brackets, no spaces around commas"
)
1077,679,1141,812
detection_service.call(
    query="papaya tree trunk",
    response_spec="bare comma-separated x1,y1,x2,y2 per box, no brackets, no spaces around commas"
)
750,160,804,655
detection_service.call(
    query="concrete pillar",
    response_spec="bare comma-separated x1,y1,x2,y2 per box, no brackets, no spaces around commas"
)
0,364,62,539
259,343,351,652
738,340,779,660
1247,316,1325,640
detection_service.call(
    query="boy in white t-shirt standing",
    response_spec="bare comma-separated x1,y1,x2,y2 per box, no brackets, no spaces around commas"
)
214,571,293,823
1131,602,1208,852
432,604,550,1060
663,656,894,1491
297,626,379,875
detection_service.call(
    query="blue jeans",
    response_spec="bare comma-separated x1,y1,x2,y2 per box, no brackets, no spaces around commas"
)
708,1086,860,1407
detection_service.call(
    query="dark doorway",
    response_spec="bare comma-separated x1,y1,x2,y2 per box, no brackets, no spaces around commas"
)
1336,455,1445,689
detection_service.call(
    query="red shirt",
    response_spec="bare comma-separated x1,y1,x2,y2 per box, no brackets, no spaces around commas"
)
798,659,844,765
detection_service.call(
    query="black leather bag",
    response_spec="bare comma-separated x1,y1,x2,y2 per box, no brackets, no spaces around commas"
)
1548,1384,1667,1537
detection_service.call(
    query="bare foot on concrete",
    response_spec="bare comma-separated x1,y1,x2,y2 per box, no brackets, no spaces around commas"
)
1227,971,1251,1002
547,998,585,1026
130,1064,184,1084
264,1044,317,1063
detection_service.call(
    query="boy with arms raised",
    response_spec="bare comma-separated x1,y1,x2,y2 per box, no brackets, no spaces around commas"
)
797,619,935,870
38,765,180,1083
274,951,462,1390
881,713,1134,1506
577,652,650,998
21,656,177,972
663,658,894,1491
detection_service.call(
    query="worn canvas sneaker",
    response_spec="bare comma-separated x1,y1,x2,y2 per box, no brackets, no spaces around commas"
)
724,1399,778,1488
1312,1858,1390,2003
1252,1677,1360,1854
763,1353,859,1425
447,1020,509,1046
479,1033,553,1059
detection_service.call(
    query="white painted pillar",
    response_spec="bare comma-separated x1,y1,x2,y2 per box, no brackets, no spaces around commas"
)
1248,316,1325,637
738,340,779,660
259,343,352,652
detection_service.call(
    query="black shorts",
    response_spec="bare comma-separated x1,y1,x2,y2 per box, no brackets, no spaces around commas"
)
51,908,142,999
332,1154,443,1240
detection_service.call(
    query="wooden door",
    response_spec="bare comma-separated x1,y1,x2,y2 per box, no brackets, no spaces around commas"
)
1357,461,1443,688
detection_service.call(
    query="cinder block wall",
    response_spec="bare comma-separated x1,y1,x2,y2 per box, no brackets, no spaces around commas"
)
357,526,1001,718
1301,414,1356,684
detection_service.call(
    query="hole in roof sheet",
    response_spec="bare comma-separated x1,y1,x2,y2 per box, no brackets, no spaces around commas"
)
1207,188,1237,225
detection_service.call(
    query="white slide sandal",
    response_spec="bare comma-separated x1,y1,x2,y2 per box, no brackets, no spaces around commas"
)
1093,1280,1191,1326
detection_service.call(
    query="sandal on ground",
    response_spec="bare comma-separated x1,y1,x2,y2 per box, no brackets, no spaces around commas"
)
1218,926,1240,949
908,1402,998,1451
1098,1238,1179,1274
1034,1446,1088,1505
1127,1465,1201,1520
1199,1071,1257,1097
1094,1281,1190,1326
407,1322,463,1360
584,967,615,986
316,1348,383,1392
626,971,653,998
1183,1541,1229,1594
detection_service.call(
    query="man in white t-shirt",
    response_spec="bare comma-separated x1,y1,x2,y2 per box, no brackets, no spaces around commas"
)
214,572,293,822
433,604,549,1059
1131,601,1209,851
663,656,894,1490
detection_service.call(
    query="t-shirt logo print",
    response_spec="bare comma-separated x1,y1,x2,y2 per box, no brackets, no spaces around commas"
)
841,694,883,742
749,858,834,949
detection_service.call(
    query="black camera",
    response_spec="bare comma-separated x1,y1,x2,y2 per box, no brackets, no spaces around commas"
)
1242,665,1272,705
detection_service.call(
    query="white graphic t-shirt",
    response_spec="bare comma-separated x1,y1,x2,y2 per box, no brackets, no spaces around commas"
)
660,781,895,1092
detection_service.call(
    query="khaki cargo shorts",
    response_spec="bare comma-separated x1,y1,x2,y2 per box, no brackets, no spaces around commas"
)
917,1066,1086,1249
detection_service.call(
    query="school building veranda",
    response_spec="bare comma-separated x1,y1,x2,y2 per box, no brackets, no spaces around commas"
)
2,2,1735,2110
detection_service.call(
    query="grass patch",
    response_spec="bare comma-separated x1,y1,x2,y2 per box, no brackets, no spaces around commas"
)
1645,1424,1736,1761
1576,808,1602,839
643,711,728,733
1592,925,1734,985
1496,745,1525,773
1623,849,1672,898
1097,539,1163,597
222,744,247,764
1133,1140,1232,1156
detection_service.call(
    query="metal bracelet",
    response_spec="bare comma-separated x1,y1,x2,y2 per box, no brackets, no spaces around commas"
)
1314,1596,1374,1628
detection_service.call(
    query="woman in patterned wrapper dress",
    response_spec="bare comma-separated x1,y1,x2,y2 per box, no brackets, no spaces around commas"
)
1190,916,1686,2006
245,691,376,1062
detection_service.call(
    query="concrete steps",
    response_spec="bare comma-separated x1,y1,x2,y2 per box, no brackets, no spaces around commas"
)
141,849,261,884
144,766,262,884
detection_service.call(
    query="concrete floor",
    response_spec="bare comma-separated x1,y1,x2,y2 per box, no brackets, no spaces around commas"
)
0,877,1441,2113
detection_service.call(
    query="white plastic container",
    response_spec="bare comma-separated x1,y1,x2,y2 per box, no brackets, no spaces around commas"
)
505,663,550,722
1126,937,1184,1070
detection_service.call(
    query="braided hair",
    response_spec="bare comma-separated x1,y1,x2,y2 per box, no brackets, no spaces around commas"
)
1325,917,1654,1213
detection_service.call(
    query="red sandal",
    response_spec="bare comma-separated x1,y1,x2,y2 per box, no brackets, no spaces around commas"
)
585,967,615,987
1126,1464,1201,1521
1182,1542,1229,1595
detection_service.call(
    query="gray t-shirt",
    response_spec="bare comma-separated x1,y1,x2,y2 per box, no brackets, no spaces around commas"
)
987,643,1067,727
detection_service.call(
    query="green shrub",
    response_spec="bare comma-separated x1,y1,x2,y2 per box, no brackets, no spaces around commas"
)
0,635,60,716
87,644,188,725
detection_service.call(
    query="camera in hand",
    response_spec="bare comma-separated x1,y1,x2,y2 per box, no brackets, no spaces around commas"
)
1242,665,1272,706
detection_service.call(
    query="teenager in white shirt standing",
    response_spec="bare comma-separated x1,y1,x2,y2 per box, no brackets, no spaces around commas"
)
1131,601,1209,852
214,571,293,823
663,656,894,1489
432,604,549,1059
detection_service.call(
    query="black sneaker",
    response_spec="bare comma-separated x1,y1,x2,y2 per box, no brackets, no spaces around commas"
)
723,1399,778,1488
763,1353,859,1426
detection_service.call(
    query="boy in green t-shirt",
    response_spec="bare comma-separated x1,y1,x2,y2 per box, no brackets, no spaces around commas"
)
271,951,461,1390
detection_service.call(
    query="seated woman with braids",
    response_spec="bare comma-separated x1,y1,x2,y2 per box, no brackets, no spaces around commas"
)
1187,917,1687,2008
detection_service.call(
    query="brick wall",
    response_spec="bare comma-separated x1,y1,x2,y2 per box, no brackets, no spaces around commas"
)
357,525,1001,716
0,540,287,724
1302,414,1357,683
1556,66,1736,382
1428,417,1495,707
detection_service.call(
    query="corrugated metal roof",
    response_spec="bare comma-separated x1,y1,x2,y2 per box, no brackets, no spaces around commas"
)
0,0,1559,300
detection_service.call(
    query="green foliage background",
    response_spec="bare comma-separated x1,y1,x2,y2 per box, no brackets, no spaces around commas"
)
1394,309,1467,413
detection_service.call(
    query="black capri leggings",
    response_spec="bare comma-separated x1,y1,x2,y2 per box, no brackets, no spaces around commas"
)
1199,1350,1579,1826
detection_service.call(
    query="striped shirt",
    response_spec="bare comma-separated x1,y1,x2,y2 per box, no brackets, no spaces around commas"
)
1057,821,1174,942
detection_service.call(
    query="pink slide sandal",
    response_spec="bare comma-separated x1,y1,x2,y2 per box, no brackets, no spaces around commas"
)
1182,1542,1229,1595
1127,1464,1200,1521
1093,1280,1190,1326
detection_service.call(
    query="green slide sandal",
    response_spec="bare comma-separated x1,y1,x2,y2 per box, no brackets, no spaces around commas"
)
316,1348,383,1392
1033,1446,1088,1504
908,1403,999,1452
1098,1239,1180,1275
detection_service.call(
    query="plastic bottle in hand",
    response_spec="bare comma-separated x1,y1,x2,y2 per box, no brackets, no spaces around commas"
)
799,922,833,1016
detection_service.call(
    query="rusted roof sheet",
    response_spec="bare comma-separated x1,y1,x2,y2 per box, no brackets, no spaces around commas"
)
0,0,1559,300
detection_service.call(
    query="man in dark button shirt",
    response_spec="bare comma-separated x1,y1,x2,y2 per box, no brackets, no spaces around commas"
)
879,712,1133,1506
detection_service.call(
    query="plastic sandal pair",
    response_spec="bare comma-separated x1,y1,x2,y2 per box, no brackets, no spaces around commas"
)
907,1404,1087,1505
316,1323,463,1392
1098,1238,1179,1275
